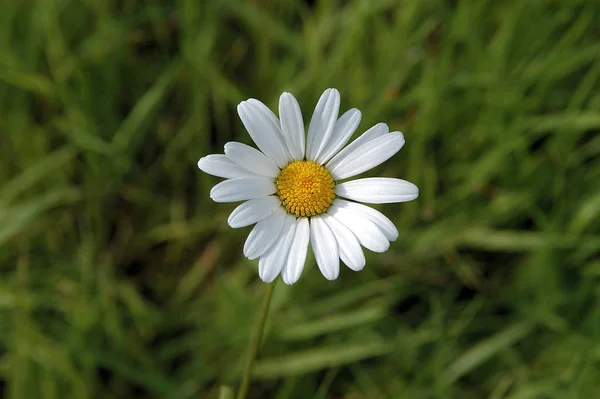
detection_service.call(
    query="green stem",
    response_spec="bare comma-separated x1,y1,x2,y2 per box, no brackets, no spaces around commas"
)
236,282,276,399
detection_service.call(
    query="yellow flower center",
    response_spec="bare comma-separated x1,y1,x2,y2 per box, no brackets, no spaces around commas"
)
276,160,336,217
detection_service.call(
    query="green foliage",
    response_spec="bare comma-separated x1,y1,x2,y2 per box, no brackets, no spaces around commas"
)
1,0,600,398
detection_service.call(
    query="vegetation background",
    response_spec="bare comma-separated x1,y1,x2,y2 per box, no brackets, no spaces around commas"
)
1,0,600,398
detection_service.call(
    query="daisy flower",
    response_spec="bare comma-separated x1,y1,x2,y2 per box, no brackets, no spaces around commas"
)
198,88,418,284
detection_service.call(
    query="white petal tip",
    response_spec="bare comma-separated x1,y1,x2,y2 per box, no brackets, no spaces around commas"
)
407,184,419,200
244,250,258,260
348,258,366,271
282,267,302,285
259,274,278,283
354,264,366,272
327,88,340,101
374,242,391,253
226,218,241,229
282,275,298,285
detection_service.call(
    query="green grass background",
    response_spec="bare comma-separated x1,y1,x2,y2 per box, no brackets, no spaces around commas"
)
1,0,600,398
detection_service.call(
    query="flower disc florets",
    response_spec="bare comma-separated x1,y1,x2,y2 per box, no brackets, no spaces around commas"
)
276,160,335,217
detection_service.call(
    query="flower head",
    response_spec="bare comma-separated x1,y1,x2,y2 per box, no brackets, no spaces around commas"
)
198,88,418,284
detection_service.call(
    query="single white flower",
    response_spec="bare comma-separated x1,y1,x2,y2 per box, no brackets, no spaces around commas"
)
198,88,418,284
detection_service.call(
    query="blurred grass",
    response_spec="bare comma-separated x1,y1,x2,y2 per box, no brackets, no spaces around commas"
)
1,0,600,398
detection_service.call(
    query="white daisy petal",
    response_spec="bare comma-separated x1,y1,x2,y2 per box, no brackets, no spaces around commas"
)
282,217,310,285
328,204,390,253
315,108,362,165
247,98,281,130
306,88,340,162
322,213,365,271
197,155,257,179
336,178,419,204
310,215,340,280
210,177,276,203
258,214,296,283
224,142,280,178
328,132,405,180
279,92,305,160
333,199,398,241
244,207,286,260
326,122,389,172
237,101,291,168
227,196,281,228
